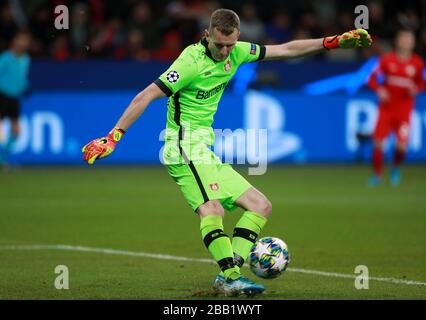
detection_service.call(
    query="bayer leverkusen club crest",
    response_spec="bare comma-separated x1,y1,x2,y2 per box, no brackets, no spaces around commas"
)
209,183,219,191
224,60,231,72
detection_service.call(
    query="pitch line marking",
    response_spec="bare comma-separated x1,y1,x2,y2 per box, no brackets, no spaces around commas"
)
1,244,425,287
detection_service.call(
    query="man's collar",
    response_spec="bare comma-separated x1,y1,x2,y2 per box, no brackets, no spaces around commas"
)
201,37,220,63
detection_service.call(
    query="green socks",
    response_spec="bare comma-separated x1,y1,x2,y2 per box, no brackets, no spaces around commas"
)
200,215,240,280
201,211,267,279
232,211,267,267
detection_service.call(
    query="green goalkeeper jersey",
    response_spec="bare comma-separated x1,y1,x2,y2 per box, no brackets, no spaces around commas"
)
155,38,265,163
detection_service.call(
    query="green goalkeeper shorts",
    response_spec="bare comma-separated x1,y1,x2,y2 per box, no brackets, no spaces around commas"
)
166,150,252,212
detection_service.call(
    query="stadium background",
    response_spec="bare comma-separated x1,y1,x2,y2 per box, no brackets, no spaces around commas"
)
1,0,425,164
1,0,426,300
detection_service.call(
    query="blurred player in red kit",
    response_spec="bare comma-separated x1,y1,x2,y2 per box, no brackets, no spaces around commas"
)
367,29,425,186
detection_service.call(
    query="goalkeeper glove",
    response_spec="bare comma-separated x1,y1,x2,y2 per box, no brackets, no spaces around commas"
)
323,29,372,50
82,127,125,165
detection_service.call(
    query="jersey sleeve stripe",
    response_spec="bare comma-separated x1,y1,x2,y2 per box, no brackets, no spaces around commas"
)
256,45,266,62
154,79,173,97
173,91,181,126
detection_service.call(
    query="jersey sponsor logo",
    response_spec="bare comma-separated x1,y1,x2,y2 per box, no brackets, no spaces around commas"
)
209,183,219,191
224,59,231,72
196,81,228,99
387,75,414,88
250,43,257,55
244,90,302,168
166,70,180,83
405,65,416,77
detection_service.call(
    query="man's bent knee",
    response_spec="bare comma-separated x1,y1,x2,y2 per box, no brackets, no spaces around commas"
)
257,198,272,218
247,197,272,218
236,187,273,218
197,200,225,218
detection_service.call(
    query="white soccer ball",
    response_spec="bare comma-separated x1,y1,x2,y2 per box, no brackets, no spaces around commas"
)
248,236,290,279
166,70,180,83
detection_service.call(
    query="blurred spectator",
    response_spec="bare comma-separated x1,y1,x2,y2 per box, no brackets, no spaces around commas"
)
292,28,313,41
265,13,293,44
154,30,183,61
239,3,266,43
50,33,69,60
368,1,393,43
0,4,19,51
419,29,426,54
311,0,336,22
127,2,160,50
0,30,31,168
89,0,104,27
297,10,321,38
0,0,424,61
69,2,89,54
195,0,221,31
164,0,201,46
120,28,151,60
85,17,126,59
29,5,53,54
397,8,421,32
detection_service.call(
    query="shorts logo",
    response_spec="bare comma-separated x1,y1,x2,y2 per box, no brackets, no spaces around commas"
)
250,43,257,55
166,70,180,83
224,60,231,72
209,183,219,191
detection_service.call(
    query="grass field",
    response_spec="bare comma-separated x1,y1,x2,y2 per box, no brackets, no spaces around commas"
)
0,165,425,300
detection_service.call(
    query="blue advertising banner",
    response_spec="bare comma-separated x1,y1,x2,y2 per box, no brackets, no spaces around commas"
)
29,60,367,90
4,89,426,165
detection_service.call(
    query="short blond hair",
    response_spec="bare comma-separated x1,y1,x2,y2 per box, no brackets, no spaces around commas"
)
209,9,240,35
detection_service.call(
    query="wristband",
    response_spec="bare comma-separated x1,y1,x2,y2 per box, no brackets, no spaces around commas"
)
108,127,125,142
323,35,340,50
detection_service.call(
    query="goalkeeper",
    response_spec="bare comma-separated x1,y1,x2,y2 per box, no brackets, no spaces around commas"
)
82,9,371,296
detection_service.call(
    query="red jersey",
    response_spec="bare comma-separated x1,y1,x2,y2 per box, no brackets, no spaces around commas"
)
368,52,425,108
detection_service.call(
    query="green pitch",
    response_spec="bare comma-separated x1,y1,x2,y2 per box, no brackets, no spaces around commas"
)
0,165,425,299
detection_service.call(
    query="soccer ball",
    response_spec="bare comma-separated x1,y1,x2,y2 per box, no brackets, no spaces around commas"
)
248,236,290,279
166,70,180,83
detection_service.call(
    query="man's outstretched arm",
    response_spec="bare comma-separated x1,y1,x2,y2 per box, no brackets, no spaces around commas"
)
264,29,372,60
115,83,166,131
82,83,165,164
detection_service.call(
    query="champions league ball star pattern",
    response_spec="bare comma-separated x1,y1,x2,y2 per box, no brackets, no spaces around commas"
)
166,70,180,83
248,237,290,279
